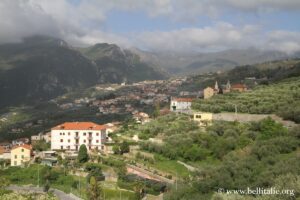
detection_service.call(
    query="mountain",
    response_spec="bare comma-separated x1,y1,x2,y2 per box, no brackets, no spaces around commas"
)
0,36,166,108
132,48,298,75
78,43,167,83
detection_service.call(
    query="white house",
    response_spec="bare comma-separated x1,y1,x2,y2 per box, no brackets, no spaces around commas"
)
170,97,194,112
51,122,107,151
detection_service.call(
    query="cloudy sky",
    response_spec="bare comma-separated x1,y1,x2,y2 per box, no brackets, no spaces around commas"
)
1,0,300,53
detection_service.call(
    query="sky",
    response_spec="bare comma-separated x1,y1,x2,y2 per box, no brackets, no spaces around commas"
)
0,0,300,53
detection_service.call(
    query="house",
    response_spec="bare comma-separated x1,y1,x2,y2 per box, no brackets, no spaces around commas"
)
203,87,215,99
170,97,194,112
12,138,30,146
40,151,57,167
222,80,231,93
231,84,247,92
105,123,120,134
133,112,150,124
193,112,213,126
11,144,32,166
0,142,11,151
31,132,51,144
203,81,220,99
51,122,107,151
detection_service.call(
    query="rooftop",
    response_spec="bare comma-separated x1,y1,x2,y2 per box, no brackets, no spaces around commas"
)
12,144,32,151
172,98,194,102
232,84,247,89
52,122,106,131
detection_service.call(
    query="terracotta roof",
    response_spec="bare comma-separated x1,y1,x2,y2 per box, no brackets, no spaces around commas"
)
12,144,32,151
232,84,247,89
0,146,5,154
173,98,194,102
51,122,106,130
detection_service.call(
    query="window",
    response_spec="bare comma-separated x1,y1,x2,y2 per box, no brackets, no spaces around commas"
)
63,132,65,135
96,133,99,136
83,132,86,136
61,146,63,150
21,148,24,152
68,139,70,143
15,155,17,159
67,146,70,149
60,139,63,142
21,155,24,159
14,161,17,166
68,132,70,136
196,115,201,119
96,140,99,143
83,140,86,143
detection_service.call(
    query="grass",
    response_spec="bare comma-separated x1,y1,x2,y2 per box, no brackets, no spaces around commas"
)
139,154,190,178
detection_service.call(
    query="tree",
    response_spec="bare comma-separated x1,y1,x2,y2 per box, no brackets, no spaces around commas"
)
120,141,130,154
88,176,102,200
0,177,10,189
112,145,120,154
43,180,50,192
152,103,160,118
85,163,105,182
133,181,145,200
78,144,89,163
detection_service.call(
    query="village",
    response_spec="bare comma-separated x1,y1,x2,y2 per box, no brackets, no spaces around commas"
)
0,76,255,173
0,72,298,200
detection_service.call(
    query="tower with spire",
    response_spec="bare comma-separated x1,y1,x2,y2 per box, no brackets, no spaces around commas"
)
214,81,219,93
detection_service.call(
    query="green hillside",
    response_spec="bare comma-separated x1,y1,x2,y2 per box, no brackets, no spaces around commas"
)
117,113,300,200
192,77,300,123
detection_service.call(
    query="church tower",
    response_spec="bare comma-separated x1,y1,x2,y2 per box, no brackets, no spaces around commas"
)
214,81,219,91
226,80,231,90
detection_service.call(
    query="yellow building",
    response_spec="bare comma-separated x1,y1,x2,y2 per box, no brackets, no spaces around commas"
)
203,87,215,99
193,112,213,126
11,144,32,166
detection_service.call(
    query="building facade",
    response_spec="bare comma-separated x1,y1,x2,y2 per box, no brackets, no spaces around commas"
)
193,112,213,126
203,87,215,99
231,84,247,92
11,144,32,166
51,122,107,151
170,98,194,112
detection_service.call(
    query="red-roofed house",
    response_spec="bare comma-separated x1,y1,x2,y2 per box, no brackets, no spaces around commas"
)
51,122,107,151
231,84,247,92
11,144,32,166
170,97,194,112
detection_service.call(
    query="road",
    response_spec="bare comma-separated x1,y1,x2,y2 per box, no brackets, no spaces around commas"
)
6,185,82,200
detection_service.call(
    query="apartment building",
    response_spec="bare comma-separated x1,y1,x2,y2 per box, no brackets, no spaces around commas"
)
51,122,107,151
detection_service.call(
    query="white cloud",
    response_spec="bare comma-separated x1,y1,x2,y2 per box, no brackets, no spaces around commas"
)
0,0,300,54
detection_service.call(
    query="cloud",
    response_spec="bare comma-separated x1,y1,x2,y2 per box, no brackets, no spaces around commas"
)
133,23,258,52
132,23,300,54
0,0,299,54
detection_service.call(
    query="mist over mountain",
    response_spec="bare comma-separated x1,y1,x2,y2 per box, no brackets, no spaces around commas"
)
132,47,299,75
